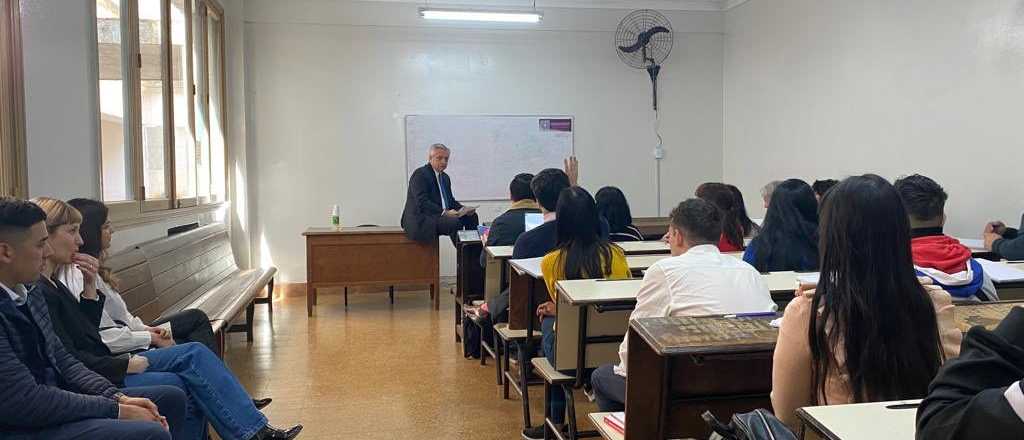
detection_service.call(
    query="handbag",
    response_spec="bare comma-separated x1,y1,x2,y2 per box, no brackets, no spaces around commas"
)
702,409,797,440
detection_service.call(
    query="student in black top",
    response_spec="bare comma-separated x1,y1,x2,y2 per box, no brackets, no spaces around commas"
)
812,179,839,203
742,179,819,272
595,186,643,242
917,307,1024,439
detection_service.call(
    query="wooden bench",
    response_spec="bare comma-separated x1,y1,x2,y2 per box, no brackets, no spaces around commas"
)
108,223,276,353
532,357,597,440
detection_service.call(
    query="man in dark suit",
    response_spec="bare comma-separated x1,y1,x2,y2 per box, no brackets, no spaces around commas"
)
401,143,479,243
0,197,187,440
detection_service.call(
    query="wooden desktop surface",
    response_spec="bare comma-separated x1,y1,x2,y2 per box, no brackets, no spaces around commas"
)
797,399,920,440
588,413,625,440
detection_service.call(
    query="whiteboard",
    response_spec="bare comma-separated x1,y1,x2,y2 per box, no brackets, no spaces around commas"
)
405,115,574,201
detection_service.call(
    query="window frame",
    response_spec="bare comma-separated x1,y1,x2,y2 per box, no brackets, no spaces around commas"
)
93,0,227,222
0,0,28,198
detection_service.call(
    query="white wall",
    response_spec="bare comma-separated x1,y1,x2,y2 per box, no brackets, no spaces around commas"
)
244,0,725,282
724,0,1024,237
19,0,251,264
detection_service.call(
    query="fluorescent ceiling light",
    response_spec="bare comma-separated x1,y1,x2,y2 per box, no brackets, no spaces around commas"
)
420,9,542,23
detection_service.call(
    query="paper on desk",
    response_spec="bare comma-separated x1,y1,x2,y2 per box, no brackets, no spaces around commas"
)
796,272,820,285
976,259,1024,283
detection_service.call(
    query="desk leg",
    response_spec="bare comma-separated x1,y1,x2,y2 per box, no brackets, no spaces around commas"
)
576,305,588,388
521,276,536,429
306,283,314,317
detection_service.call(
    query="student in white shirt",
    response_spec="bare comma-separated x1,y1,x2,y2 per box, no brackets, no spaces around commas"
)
589,198,777,412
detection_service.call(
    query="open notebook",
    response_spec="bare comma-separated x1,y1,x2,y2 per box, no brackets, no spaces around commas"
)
976,259,1024,283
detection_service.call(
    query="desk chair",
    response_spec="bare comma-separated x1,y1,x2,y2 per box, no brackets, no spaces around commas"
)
532,357,599,440
341,225,395,307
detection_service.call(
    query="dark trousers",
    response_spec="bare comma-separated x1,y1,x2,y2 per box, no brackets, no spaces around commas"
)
16,385,187,440
150,308,219,356
542,316,566,424
591,364,627,412
437,213,480,243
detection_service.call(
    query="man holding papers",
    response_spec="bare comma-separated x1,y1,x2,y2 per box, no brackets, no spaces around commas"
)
401,143,479,244
589,198,775,412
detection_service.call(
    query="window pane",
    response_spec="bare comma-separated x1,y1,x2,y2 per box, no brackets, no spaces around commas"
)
171,0,195,199
97,0,130,201
139,0,166,199
192,0,210,199
207,10,224,200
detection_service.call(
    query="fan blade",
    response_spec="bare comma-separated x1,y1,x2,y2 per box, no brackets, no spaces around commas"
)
617,26,671,53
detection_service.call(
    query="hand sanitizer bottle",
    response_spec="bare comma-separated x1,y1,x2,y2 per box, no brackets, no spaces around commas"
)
331,205,341,230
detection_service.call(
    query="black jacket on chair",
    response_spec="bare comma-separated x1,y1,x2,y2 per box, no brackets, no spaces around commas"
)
401,163,464,243
916,307,1024,439
36,277,130,386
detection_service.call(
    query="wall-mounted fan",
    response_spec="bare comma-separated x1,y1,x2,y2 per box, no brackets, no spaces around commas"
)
615,9,674,111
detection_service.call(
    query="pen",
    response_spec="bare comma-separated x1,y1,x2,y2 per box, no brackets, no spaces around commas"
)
723,311,778,318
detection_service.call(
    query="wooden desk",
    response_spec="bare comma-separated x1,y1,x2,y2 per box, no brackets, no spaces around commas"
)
615,240,670,255
588,413,625,440
992,262,1024,300
797,399,920,440
633,217,670,241
556,279,640,382
303,227,440,315
954,301,1024,332
484,245,515,300
625,315,780,439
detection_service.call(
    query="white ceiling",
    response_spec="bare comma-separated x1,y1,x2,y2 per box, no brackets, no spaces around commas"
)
359,0,751,12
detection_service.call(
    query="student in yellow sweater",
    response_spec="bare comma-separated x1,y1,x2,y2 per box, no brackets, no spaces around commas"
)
526,186,630,440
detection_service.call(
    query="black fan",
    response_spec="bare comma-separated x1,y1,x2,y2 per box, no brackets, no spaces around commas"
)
615,10,674,111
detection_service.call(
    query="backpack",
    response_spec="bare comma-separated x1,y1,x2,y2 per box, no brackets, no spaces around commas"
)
703,409,798,440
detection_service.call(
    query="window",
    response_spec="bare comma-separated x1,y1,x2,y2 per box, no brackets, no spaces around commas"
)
95,0,226,218
0,0,27,198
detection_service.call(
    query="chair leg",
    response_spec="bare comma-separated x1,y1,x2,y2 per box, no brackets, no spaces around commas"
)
520,345,532,428
564,384,578,440
503,339,512,399
245,301,255,343
543,382,552,440
266,277,275,315
494,331,503,385
389,286,394,304
344,287,348,308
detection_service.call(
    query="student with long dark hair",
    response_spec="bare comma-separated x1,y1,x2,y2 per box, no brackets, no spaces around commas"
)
524,187,630,440
771,175,962,430
595,186,643,242
812,179,839,202
695,183,755,252
743,179,819,272
61,199,222,356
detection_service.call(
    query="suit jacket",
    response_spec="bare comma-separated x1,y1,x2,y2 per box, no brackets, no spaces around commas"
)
917,307,1024,439
401,163,464,242
36,277,130,386
0,285,120,430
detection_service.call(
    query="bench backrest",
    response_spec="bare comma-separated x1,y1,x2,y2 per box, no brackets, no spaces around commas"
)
108,224,237,322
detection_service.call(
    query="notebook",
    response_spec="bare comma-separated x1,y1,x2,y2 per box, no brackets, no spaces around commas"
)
976,259,1024,283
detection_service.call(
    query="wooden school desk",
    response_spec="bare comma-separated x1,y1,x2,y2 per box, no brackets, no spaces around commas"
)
797,399,920,440
483,245,515,301
303,227,440,315
632,217,671,240
454,233,484,342
624,314,780,439
615,240,671,255
588,413,625,440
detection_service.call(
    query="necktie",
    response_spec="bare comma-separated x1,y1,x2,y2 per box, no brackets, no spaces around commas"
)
438,173,448,211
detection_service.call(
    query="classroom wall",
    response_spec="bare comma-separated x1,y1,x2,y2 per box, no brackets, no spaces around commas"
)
245,0,726,282
19,0,251,261
723,0,1024,238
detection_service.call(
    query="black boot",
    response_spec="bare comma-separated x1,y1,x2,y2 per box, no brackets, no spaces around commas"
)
249,424,302,440
253,397,272,410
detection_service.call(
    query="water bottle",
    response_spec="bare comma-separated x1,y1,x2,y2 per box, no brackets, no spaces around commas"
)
331,205,341,230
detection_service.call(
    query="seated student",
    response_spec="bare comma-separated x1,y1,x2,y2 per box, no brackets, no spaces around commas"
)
695,182,755,252
590,198,776,412
523,187,631,440
771,175,962,431
595,186,644,242
761,180,782,209
984,212,1024,261
743,179,819,273
727,184,761,234
31,197,301,440
61,199,223,356
811,179,839,203
464,174,539,357
895,175,998,302
0,197,188,440
916,307,1024,439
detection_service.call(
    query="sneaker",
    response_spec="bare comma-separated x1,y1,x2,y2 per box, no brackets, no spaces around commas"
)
521,426,545,440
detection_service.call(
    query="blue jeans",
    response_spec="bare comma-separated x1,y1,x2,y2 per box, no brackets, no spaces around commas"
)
590,364,626,412
541,316,565,425
13,385,185,440
124,342,266,440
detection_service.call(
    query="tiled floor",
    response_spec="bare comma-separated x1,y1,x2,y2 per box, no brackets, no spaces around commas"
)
223,287,600,439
